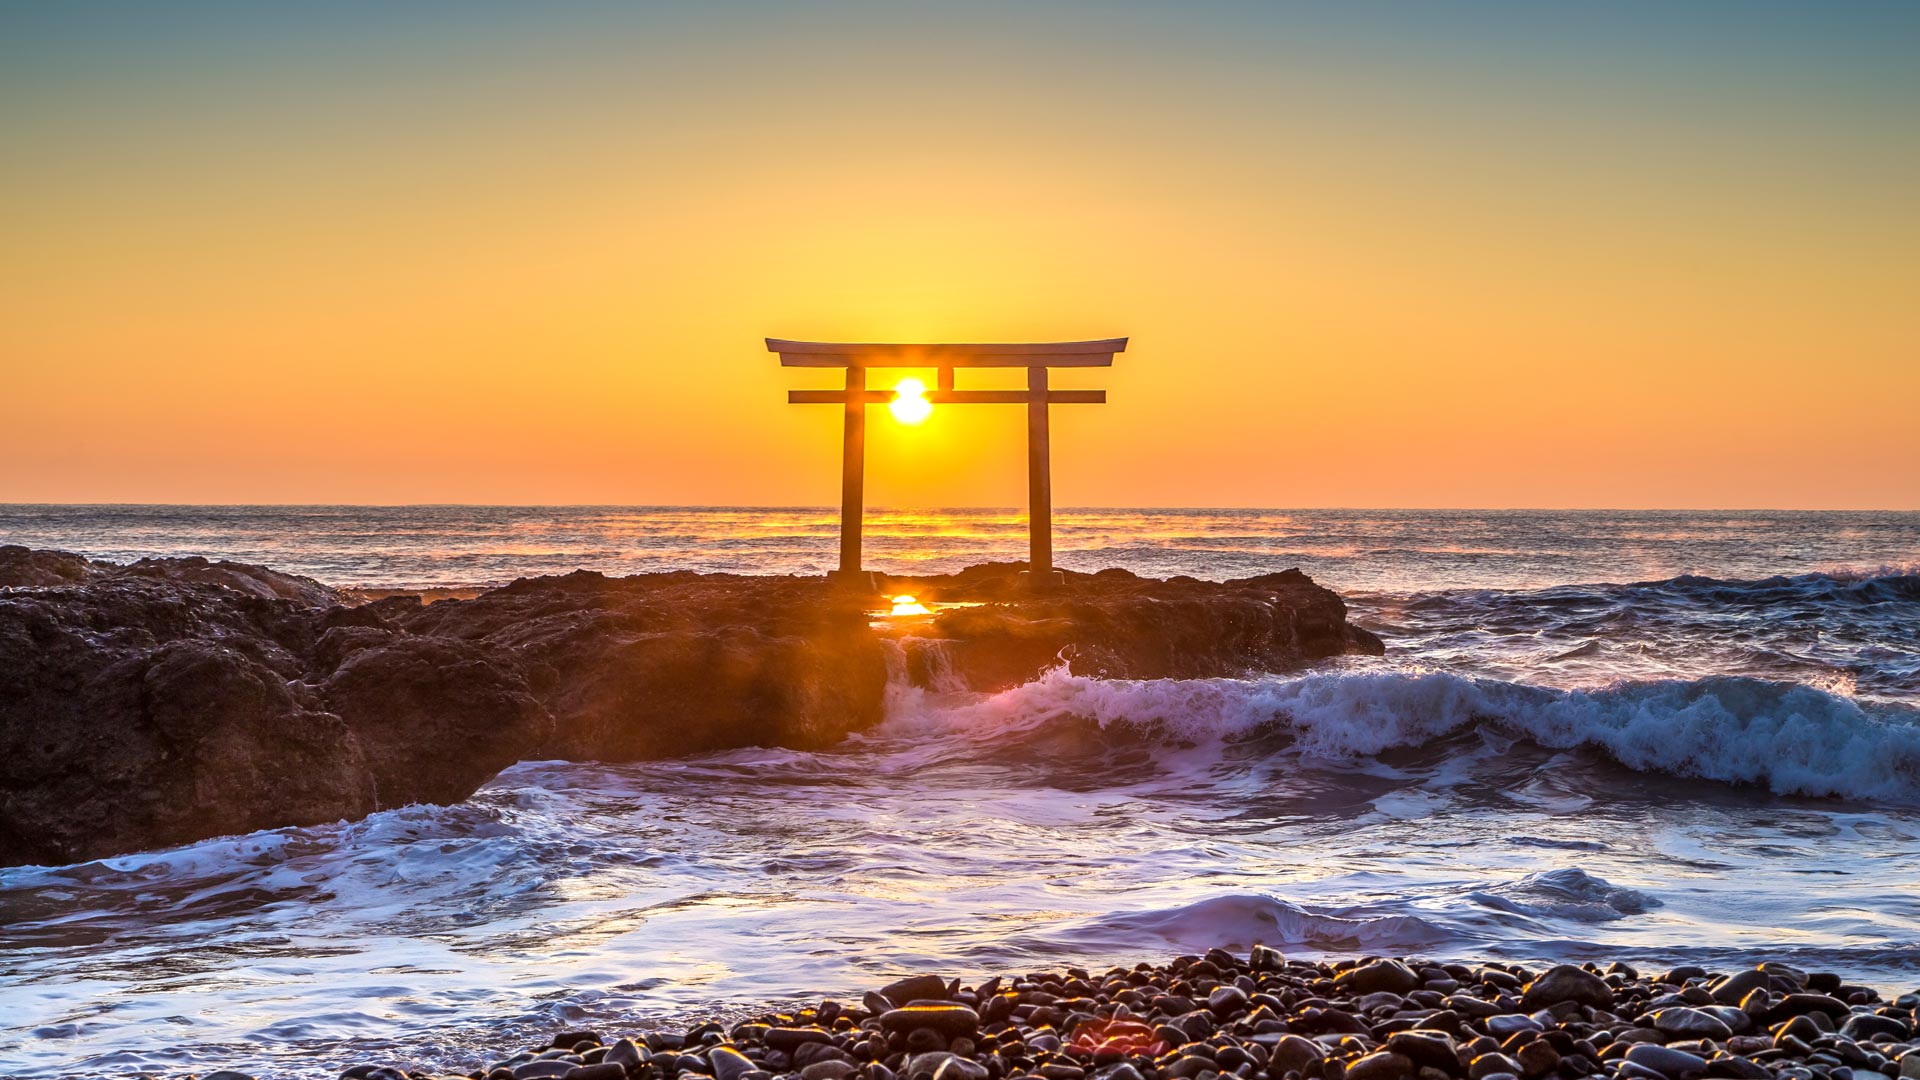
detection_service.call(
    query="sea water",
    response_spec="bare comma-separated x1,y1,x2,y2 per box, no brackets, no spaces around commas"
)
1,507,1917,1078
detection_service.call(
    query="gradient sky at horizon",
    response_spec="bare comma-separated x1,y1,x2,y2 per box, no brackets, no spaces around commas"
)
4,2,1917,508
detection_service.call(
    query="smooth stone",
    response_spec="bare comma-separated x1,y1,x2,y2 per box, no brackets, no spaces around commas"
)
1165,1056,1213,1080
1769,994,1852,1021
1710,1059,1773,1080
1209,985,1251,1016
1340,961,1423,996
801,1063,858,1080
1251,945,1286,973
1385,1031,1458,1072
1468,1054,1524,1080
1901,1055,1920,1080
905,1029,948,1054
606,1040,647,1068
1106,1067,1147,1080
1270,1034,1329,1074
1700,1006,1751,1034
514,1065,576,1080
879,999,975,1037
1485,1016,1544,1039
1843,1014,1912,1041
1345,1051,1416,1080
1519,966,1614,1011
1714,971,1771,1006
1625,1044,1709,1079
768,1027,834,1050
563,1066,625,1080
1650,1008,1735,1040
880,975,952,1007
1514,1041,1559,1078
710,1047,756,1080
904,1053,989,1080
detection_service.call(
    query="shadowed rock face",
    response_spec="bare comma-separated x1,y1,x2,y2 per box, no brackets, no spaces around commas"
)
885,564,1384,692
0,552,1381,867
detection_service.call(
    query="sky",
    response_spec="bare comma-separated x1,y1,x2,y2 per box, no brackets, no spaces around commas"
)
3,2,1917,509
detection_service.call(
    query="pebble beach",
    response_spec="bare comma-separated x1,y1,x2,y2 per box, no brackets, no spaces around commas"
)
210,952,1920,1080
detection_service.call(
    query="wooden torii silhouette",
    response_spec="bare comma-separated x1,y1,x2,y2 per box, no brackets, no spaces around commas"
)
771,337,1126,590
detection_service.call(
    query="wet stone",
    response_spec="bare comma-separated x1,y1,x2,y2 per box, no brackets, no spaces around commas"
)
1519,966,1614,1012
1651,1008,1736,1040
882,976,954,1007
1341,961,1424,996
1625,1044,1710,1079
1485,1016,1543,1039
1468,1053,1525,1080
1385,1031,1459,1072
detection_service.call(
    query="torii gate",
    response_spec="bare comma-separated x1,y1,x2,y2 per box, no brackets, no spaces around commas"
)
771,338,1125,590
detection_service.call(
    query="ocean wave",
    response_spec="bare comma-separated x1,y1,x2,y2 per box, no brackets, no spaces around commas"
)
1468,868,1660,923
887,667,1920,802
1067,893,1455,951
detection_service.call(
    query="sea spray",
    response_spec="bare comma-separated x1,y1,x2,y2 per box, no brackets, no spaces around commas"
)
887,667,1920,802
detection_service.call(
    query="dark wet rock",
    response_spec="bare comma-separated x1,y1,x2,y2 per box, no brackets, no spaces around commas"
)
1486,1016,1544,1039
880,1005,979,1037
1512,1040,1559,1078
1469,1053,1525,1080
1519,966,1614,1011
710,1047,756,1080
1840,1012,1909,1040
1339,960,1423,996
1624,1044,1709,1078
908,565,1383,692
1714,970,1772,1006
880,975,955,1007
904,1052,988,1080
0,545,95,588
1346,1051,1417,1080
563,1066,626,1080
604,1039,646,1068
1209,985,1252,1016
1650,1008,1735,1040
1386,1031,1460,1073
1764,994,1852,1023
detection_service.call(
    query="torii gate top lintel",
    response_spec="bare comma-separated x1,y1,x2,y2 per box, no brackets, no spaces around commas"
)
768,337,1126,367
772,337,1126,590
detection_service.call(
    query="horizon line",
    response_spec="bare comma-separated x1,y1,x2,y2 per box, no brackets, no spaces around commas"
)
3,502,1918,514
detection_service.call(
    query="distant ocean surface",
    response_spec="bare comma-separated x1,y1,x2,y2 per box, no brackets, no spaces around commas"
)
3,506,1920,1078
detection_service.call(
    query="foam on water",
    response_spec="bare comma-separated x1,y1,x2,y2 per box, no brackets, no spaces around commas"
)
893,666,1920,802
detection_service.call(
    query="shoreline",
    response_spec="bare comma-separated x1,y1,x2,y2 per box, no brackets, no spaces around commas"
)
185,952,1919,1080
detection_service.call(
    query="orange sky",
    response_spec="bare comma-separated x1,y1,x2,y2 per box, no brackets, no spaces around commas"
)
3,4,1916,508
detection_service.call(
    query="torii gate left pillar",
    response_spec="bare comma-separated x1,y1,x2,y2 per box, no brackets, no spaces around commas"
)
771,338,1126,591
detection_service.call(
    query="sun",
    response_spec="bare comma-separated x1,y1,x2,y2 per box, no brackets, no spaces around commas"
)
889,378,932,424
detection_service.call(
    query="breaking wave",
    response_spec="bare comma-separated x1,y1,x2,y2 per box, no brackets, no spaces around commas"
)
887,666,1920,803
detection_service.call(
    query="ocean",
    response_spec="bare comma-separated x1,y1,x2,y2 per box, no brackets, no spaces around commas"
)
2,506,1918,1078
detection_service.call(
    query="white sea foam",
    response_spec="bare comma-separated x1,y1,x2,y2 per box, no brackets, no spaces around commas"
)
887,667,1920,802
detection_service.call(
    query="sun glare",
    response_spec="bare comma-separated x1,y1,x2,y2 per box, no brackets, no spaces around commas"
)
889,378,932,424
889,594,931,616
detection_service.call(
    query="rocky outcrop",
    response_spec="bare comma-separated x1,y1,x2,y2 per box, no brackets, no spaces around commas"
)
884,564,1383,692
0,553,1382,867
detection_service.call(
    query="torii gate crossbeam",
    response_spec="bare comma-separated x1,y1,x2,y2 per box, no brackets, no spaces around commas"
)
770,338,1126,590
